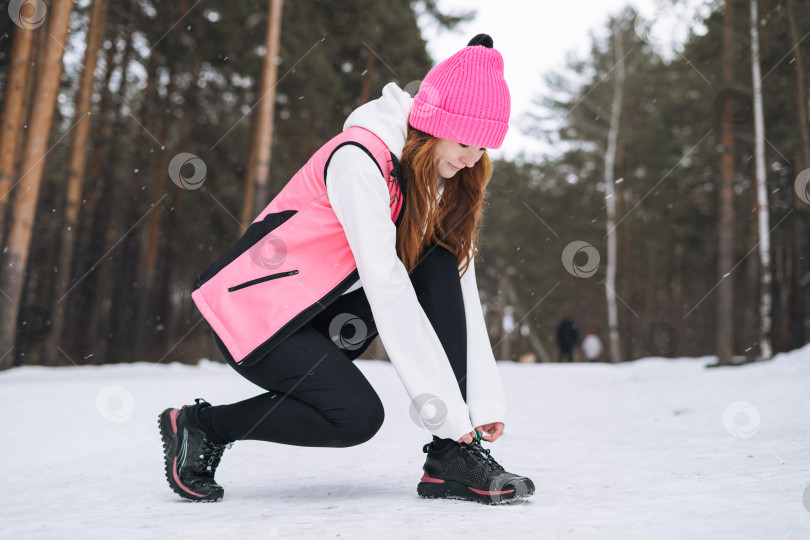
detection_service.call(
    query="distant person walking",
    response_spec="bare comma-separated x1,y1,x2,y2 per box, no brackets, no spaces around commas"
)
556,315,579,363
581,327,603,362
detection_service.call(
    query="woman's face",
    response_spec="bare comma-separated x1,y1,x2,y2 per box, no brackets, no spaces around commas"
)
432,138,486,179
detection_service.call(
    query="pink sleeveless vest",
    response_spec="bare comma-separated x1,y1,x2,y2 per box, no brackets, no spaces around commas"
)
191,126,405,365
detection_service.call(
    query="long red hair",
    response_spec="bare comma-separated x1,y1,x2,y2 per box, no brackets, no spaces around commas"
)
396,124,493,277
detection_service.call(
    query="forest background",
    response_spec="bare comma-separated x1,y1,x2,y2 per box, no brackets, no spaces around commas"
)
0,0,808,370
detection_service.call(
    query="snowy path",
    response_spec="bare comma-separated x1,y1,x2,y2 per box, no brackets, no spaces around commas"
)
1,346,809,539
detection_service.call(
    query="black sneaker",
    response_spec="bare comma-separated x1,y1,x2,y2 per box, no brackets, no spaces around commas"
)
158,398,230,502
417,436,534,505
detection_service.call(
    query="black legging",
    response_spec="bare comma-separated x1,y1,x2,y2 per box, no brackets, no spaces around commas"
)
205,244,468,447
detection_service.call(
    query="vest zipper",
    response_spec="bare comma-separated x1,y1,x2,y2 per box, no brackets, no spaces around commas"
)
228,269,299,292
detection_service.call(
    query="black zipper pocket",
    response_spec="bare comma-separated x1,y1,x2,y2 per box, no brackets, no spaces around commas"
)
228,270,299,292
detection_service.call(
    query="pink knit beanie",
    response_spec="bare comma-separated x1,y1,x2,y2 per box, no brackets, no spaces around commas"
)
409,34,511,149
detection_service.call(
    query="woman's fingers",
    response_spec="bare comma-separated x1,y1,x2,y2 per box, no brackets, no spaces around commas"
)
457,432,474,444
475,422,505,442
458,423,505,444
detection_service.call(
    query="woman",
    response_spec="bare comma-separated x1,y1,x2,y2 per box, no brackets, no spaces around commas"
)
159,34,534,505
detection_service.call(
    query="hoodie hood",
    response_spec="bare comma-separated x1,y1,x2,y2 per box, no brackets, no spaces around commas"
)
343,82,412,160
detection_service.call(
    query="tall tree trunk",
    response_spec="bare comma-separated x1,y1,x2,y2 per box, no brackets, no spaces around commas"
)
9,22,48,224
750,0,772,360
744,193,760,354
47,0,109,365
165,46,204,361
65,31,117,357
487,295,504,359
667,211,682,323
143,71,175,355
717,0,736,365
620,217,635,359
774,239,788,350
90,35,134,364
0,24,33,238
498,307,513,361
787,0,810,349
604,24,624,363
0,0,75,371
242,0,284,226
135,1,194,361
646,221,658,319
134,54,159,362
75,28,117,254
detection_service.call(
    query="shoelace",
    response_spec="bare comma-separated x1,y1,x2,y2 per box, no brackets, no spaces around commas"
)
422,435,504,473
200,439,233,475
190,397,234,476
462,437,503,473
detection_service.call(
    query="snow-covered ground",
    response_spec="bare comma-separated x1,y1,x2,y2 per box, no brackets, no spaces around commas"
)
1,346,809,539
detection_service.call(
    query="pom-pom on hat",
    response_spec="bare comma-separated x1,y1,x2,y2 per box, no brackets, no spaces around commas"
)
409,33,511,149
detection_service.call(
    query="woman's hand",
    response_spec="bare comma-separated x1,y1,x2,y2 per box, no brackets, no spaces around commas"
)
476,422,504,442
456,422,504,444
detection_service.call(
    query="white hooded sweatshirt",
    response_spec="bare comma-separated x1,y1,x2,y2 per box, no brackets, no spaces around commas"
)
324,82,508,441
